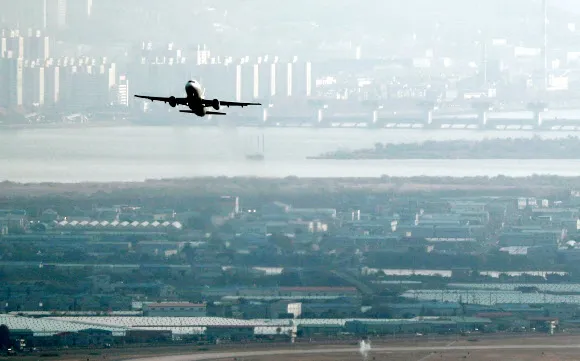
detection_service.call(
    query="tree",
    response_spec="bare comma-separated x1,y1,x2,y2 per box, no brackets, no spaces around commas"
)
186,215,213,231
0,324,10,349
268,233,293,251
219,222,235,234
29,223,47,233
207,236,225,251
181,243,197,263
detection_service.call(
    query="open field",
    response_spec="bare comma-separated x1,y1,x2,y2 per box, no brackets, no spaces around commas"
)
244,349,580,361
4,334,580,361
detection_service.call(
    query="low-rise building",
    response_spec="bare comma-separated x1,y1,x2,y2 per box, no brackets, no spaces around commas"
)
279,287,359,298
269,301,302,318
205,326,254,341
143,302,206,317
387,302,462,318
297,323,344,337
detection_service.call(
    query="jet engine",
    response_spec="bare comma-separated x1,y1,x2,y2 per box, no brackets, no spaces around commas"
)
212,99,220,110
168,96,177,108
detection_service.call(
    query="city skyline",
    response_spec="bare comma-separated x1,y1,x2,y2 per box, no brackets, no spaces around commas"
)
1,0,580,126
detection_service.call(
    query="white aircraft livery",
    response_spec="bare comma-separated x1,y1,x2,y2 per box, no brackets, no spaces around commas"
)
134,80,261,117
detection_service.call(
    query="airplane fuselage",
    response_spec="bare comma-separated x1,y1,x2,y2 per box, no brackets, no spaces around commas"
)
185,80,207,116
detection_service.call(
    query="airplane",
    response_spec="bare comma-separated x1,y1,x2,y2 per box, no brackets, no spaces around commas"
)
134,80,262,117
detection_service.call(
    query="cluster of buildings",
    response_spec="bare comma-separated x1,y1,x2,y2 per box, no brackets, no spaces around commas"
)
132,43,314,106
0,0,82,33
2,191,580,347
6,0,580,127
0,29,122,115
0,305,567,348
2,191,580,253
2,192,580,261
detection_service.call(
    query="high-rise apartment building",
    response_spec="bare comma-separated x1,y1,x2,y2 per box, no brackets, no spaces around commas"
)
27,31,50,60
66,0,92,30
256,57,275,100
0,37,7,58
6,57,24,108
7,0,46,30
5,33,25,59
46,0,67,31
290,59,313,98
23,61,45,106
0,58,8,108
44,64,60,106
116,75,129,106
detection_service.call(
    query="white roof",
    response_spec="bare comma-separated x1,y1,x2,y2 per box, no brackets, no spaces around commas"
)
0,315,128,337
53,220,183,229
45,317,395,336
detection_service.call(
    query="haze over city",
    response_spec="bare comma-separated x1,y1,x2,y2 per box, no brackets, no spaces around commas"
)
4,1,580,361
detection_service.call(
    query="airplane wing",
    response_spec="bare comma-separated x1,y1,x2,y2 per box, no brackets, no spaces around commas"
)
134,95,188,106
202,99,261,108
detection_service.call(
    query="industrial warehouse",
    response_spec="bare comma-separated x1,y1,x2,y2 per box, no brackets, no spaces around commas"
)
1,313,500,348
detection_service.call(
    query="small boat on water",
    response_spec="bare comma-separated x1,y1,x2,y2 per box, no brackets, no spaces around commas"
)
246,153,265,161
246,134,265,161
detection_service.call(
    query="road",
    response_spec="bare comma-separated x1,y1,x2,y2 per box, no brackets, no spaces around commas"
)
124,344,580,361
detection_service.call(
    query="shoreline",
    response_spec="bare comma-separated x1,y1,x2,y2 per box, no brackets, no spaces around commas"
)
4,121,580,132
309,137,580,160
0,121,130,130
307,156,580,160
0,175,576,198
